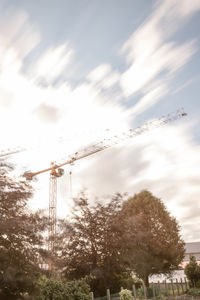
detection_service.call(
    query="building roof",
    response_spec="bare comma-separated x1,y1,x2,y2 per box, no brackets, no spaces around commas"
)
185,242,200,254
184,242,200,261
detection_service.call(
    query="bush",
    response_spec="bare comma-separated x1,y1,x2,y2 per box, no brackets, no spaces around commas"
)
117,272,142,291
132,277,143,289
196,280,200,288
184,255,200,287
188,288,200,296
136,288,144,299
36,276,90,300
119,289,133,300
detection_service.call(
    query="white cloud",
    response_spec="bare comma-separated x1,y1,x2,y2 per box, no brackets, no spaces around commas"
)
125,83,167,117
121,35,196,97
87,64,111,82
0,10,128,167
0,3,200,243
87,63,120,89
0,9,40,59
120,0,198,116
31,44,74,84
157,0,200,20
72,120,200,241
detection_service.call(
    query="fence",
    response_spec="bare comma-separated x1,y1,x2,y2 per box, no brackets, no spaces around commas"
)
91,277,190,300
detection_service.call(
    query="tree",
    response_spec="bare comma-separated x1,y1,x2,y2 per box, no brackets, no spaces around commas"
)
57,192,126,296
119,190,185,286
0,161,47,299
57,190,184,293
184,255,200,288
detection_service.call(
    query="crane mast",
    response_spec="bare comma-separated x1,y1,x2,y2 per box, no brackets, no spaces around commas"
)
22,108,187,256
49,169,57,253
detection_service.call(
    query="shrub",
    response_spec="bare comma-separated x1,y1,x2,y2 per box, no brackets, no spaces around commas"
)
132,277,143,289
188,288,200,296
196,280,200,288
117,272,142,291
184,255,200,287
36,276,90,300
136,287,144,298
119,289,133,300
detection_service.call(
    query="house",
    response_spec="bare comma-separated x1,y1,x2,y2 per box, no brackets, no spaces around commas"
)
181,242,200,268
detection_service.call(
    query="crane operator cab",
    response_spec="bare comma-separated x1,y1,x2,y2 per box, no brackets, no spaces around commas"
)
50,167,64,177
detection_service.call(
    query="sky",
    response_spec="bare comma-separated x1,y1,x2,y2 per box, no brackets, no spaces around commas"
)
0,0,200,242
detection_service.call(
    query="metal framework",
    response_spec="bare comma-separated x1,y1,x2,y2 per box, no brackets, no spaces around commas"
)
49,169,57,253
0,146,26,158
22,108,187,255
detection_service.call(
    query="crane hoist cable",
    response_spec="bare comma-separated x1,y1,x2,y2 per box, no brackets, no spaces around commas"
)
69,169,73,201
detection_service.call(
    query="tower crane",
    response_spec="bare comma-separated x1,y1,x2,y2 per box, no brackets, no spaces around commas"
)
22,108,187,254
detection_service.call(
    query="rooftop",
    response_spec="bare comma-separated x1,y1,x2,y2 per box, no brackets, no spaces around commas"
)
185,242,200,254
184,242,200,261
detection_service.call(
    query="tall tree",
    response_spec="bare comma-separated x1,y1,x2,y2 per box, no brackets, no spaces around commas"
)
119,190,185,286
57,192,126,296
0,161,47,299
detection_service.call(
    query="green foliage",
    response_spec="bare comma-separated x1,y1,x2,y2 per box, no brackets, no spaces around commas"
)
119,190,185,286
184,255,200,287
119,289,133,300
136,286,155,299
136,287,144,298
36,276,90,300
36,276,66,300
196,280,200,288
66,277,91,300
56,190,184,294
117,273,142,290
0,161,47,299
58,192,125,296
132,277,143,289
188,288,200,296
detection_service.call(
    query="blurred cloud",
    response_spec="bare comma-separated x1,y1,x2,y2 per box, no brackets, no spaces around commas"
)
87,64,111,82
30,44,74,85
157,0,200,21
120,0,199,116
33,103,61,123
0,9,40,60
125,83,167,117
0,1,200,242
73,121,200,241
87,63,120,89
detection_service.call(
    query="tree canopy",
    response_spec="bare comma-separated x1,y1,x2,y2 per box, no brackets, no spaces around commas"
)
56,190,185,294
0,161,186,297
0,161,47,299
119,190,185,285
57,192,128,296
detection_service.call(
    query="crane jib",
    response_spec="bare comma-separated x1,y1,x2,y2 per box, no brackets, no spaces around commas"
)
22,108,187,180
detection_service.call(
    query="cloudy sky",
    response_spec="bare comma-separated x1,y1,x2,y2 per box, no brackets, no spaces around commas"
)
0,0,200,242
